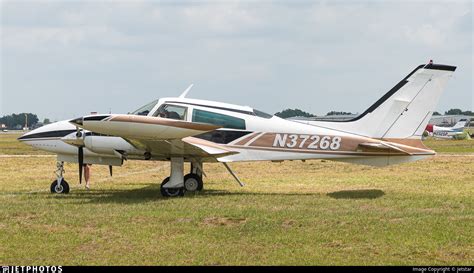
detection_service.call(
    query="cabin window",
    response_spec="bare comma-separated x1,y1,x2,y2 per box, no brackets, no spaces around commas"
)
153,104,187,120
192,109,246,130
130,99,158,116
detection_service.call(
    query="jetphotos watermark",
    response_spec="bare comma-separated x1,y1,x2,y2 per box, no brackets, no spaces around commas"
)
413,267,473,273
1,266,62,273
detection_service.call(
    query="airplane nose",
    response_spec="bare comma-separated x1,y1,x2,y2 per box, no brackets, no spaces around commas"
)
18,127,39,141
69,117,83,126
17,120,77,141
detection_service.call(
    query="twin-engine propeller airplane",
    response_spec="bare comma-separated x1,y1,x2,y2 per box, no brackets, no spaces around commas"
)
19,62,456,197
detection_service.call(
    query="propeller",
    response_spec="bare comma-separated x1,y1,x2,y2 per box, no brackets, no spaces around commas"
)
109,165,113,177
76,128,85,184
78,146,84,184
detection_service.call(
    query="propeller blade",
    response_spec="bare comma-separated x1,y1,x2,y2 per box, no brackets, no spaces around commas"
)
109,165,113,177
78,146,83,184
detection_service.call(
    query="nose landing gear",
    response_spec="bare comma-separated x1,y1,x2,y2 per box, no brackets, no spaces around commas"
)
50,161,70,194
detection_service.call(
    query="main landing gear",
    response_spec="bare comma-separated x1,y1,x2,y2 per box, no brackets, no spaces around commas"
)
50,161,70,194
160,158,204,197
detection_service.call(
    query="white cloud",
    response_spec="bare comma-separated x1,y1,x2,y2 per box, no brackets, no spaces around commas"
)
1,0,472,119
404,24,446,48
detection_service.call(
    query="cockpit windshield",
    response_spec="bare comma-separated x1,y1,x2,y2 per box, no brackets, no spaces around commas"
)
130,99,158,116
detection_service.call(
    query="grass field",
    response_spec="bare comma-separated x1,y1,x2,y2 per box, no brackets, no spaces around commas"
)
0,133,473,265
0,133,52,155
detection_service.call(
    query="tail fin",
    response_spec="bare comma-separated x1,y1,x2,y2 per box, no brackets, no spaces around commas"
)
452,119,468,130
309,62,457,140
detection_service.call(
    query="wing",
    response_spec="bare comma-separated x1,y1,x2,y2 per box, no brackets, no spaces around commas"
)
126,137,238,161
71,114,238,161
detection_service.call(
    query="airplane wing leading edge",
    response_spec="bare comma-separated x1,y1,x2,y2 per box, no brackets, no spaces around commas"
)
70,114,238,160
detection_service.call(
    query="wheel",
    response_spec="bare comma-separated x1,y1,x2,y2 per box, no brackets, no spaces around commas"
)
50,179,70,194
160,177,185,197
184,173,203,192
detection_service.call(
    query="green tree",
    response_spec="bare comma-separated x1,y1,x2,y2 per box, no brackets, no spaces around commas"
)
445,109,463,115
444,109,474,116
43,118,51,125
0,113,39,128
274,109,316,119
462,110,474,116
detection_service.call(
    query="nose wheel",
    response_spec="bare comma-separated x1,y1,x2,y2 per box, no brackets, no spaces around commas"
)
50,179,70,194
50,161,70,194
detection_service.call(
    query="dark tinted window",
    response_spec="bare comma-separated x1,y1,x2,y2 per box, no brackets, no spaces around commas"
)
195,130,252,144
253,109,273,119
192,109,246,130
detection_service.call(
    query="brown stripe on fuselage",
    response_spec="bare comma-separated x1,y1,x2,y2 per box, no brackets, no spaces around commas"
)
109,115,221,131
228,132,434,156
226,145,434,156
248,133,374,152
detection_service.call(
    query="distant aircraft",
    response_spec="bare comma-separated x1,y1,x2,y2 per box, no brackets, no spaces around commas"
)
425,119,469,139
18,62,456,197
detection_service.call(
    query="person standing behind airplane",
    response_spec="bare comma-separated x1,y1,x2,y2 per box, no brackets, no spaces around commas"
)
84,164,92,190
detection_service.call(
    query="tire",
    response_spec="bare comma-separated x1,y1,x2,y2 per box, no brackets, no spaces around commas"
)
50,179,70,194
184,173,203,192
160,177,185,197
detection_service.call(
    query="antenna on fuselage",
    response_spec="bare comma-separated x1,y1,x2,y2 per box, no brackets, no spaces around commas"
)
179,84,194,98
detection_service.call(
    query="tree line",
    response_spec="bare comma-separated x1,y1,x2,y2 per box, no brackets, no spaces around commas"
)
0,113,39,129
274,109,355,119
275,108,474,119
433,109,474,116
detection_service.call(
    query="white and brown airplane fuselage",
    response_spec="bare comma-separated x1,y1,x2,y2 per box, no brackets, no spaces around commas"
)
18,62,457,196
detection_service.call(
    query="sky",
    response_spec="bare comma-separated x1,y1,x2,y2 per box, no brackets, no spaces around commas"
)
1,0,472,121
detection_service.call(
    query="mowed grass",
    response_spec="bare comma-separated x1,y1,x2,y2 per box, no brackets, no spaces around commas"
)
0,133,473,265
0,132,52,155
424,138,474,153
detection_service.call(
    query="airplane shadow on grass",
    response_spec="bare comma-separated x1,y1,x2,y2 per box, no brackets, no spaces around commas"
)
327,189,385,199
57,184,385,204
69,187,324,204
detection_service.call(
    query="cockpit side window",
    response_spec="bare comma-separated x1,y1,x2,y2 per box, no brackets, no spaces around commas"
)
153,104,187,120
192,109,246,130
130,100,158,116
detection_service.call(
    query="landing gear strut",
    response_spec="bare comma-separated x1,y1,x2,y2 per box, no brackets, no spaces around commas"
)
160,157,185,197
160,158,204,197
50,161,70,194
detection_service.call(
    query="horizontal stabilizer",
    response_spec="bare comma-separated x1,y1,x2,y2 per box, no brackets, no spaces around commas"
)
358,142,412,155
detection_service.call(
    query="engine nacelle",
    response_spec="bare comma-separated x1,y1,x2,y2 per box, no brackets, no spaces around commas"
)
84,135,143,156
